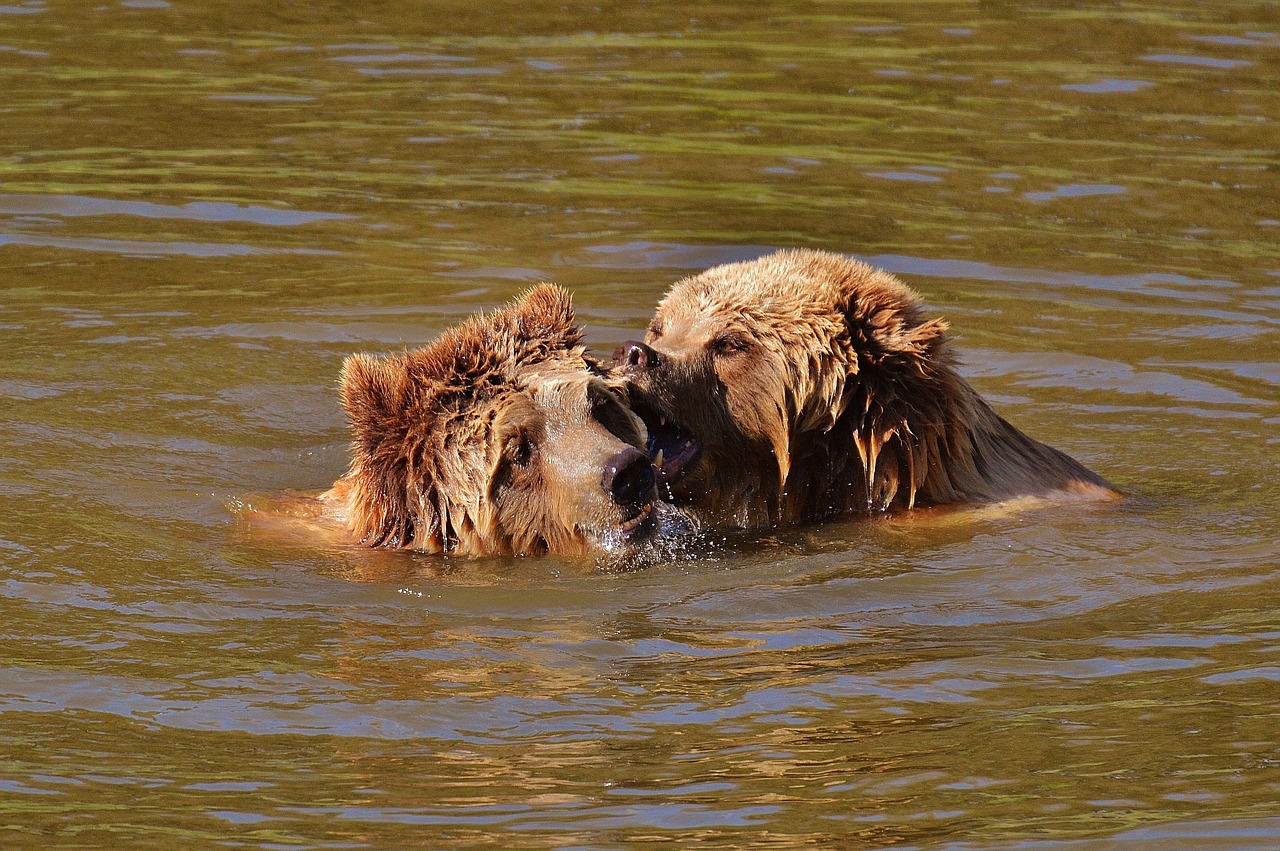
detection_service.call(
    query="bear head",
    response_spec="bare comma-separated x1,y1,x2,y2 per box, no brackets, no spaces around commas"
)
615,249,1109,530
334,284,672,557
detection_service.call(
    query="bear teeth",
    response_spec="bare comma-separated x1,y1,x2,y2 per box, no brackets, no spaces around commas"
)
621,503,653,533
654,449,665,468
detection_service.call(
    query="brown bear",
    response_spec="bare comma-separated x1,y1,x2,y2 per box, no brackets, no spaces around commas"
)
322,284,680,558
615,248,1116,531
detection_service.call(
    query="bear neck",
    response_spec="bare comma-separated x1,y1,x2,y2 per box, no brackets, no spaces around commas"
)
780,366,1111,524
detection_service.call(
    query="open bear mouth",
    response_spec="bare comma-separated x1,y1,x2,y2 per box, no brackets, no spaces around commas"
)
618,502,655,540
631,402,702,488
609,500,695,551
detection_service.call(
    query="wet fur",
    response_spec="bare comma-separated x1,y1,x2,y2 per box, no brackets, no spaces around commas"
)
628,248,1115,530
329,285,650,556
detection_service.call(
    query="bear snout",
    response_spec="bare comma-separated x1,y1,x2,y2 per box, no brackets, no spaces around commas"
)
602,447,656,508
614,340,661,370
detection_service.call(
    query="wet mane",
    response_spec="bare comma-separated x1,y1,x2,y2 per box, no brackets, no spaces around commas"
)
776,249,1111,522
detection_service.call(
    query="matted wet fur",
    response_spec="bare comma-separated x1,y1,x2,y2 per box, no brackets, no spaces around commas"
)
617,248,1116,531
325,284,675,558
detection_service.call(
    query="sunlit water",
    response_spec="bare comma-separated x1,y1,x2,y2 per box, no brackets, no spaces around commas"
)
2,1,1278,847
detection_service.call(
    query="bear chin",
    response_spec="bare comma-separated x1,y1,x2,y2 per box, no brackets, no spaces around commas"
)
592,499,694,551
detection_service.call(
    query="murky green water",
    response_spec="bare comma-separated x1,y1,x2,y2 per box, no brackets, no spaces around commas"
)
3,1,1279,847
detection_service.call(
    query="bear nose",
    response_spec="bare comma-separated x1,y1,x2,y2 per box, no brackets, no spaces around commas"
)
613,340,661,370
602,447,656,507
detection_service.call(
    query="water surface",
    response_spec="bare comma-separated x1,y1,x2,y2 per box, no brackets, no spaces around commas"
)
2,1,1278,847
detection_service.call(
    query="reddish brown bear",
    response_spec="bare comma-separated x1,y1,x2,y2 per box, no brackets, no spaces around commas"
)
325,285,672,557
617,249,1116,531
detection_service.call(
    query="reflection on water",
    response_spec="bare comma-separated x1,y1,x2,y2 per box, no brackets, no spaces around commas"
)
2,0,1279,846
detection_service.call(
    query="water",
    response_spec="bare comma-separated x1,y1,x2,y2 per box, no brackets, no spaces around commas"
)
2,1,1279,846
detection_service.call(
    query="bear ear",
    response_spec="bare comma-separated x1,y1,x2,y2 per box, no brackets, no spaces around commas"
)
864,308,950,362
339,353,414,458
513,283,575,334
504,283,582,359
441,284,582,373
337,352,431,549
836,266,951,369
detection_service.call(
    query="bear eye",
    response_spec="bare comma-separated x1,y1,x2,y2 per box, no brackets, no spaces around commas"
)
504,431,535,467
646,321,664,341
710,332,750,357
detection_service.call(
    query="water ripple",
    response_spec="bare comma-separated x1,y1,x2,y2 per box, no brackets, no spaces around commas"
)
0,193,350,225
0,233,337,257
1142,53,1253,69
